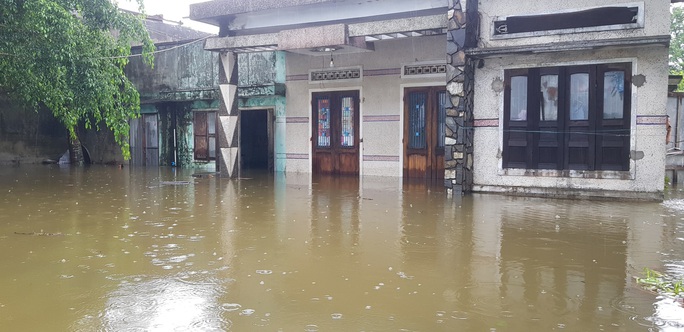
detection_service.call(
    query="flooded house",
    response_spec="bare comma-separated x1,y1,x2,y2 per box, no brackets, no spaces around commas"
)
0,13,222,167
469,1,671,200
124,15,221,169
186,0,672,200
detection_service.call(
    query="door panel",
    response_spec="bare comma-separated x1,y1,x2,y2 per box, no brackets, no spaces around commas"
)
312,91,360,176
131,114,158,167
565,66,595,170
503,70,531,169
144,115,159,166
130,118,143,166
403,87,445,181
194,112,208,160
596,64,631,171
537,68,563,169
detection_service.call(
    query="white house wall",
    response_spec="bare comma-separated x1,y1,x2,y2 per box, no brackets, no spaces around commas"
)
473,46,668,196
469,0,670,199
478,0,669,46
283,35,445,176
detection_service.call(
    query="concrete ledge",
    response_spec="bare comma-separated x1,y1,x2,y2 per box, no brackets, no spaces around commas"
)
190,0,334,22
473,184,664,202
348,14,447,37
205,34,278,51
466,35,671,58
278,24,346,50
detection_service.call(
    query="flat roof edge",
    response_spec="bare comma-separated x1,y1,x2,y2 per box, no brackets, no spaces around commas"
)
190,0,336,22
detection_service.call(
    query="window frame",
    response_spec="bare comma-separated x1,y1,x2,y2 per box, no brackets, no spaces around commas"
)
502,62,632,172
193,110,218,161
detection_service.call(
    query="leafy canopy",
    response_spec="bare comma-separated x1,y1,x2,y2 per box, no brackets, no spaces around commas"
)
672,6,684,73
0,0,154,159
671,6,684,91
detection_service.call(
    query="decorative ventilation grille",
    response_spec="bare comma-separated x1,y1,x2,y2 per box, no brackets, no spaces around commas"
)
403,64,447,76
310,68,362,82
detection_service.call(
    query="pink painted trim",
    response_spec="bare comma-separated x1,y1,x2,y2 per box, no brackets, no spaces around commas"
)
286,153,309,160
363,115,400,122
286,117,309,124
474,119,499,127
363,155,400,162
636,115,668,125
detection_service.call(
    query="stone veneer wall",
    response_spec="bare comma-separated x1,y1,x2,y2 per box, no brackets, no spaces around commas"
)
445,0,476,195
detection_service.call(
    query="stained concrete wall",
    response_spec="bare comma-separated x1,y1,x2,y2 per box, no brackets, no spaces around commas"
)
0,104,67,164
125,40,220,170
80,124,127,164
283,35,445,176
125,41,219,101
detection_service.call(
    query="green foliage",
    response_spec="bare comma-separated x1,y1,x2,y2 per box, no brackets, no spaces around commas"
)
0,0,154,159
636,268,684,299
671,7,684,91
671,7,684,73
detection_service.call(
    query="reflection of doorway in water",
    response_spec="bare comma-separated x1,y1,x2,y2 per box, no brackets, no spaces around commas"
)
240,109,273,173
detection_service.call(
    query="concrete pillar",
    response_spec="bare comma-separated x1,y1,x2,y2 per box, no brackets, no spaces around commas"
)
218,52,240,177
274,51,287,173
445,0,476,195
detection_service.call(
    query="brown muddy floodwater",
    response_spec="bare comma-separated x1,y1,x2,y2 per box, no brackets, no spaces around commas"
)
0,165,683,331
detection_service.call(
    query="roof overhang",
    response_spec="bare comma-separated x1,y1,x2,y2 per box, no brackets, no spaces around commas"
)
189,0,446,34
203,14,447,54
465,35,671,58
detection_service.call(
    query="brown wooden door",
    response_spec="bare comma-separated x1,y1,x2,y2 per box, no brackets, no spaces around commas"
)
403,87,446,180
312,91,360,176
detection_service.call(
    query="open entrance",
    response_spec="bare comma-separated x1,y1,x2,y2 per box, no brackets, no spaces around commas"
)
403,86,446,183
240,109,273,172
312,90,360,176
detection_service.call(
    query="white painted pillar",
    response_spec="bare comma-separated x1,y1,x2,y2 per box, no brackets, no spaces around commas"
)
218,52,240,177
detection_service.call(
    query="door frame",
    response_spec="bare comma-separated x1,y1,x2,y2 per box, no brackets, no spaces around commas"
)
239,107,275,174
399,82,446,179
309,87,363,176
130,113,159,166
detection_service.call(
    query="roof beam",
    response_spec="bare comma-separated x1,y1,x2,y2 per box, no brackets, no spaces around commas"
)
466,35,670,58
203,14,448,52
190,0,445,33
348,14,447,37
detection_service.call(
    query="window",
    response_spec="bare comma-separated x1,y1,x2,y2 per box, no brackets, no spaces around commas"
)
503,63,631,171
493,4,643,38
194,111,217,161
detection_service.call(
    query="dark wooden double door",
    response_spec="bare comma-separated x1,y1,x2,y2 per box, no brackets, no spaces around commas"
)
404,87,447,181
503,63,631,171
312,91,360,176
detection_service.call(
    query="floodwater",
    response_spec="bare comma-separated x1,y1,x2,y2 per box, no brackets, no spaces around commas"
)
0,166,683,331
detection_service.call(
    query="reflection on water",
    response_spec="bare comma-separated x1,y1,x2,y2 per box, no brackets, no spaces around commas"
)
0,165,683,331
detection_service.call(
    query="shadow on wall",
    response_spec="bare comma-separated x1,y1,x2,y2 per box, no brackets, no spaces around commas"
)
0,102,124,165
0,103,67,164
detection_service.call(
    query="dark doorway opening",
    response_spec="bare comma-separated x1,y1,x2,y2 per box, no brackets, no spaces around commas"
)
240,109,271,171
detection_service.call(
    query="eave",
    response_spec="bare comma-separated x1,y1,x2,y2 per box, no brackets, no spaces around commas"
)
465,35,671,58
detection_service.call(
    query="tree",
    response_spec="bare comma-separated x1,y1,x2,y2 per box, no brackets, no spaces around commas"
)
0,0,154,163
671,6,684,91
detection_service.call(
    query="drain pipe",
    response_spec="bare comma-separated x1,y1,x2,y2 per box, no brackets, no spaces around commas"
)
676,95,681,151
173,128,177,167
